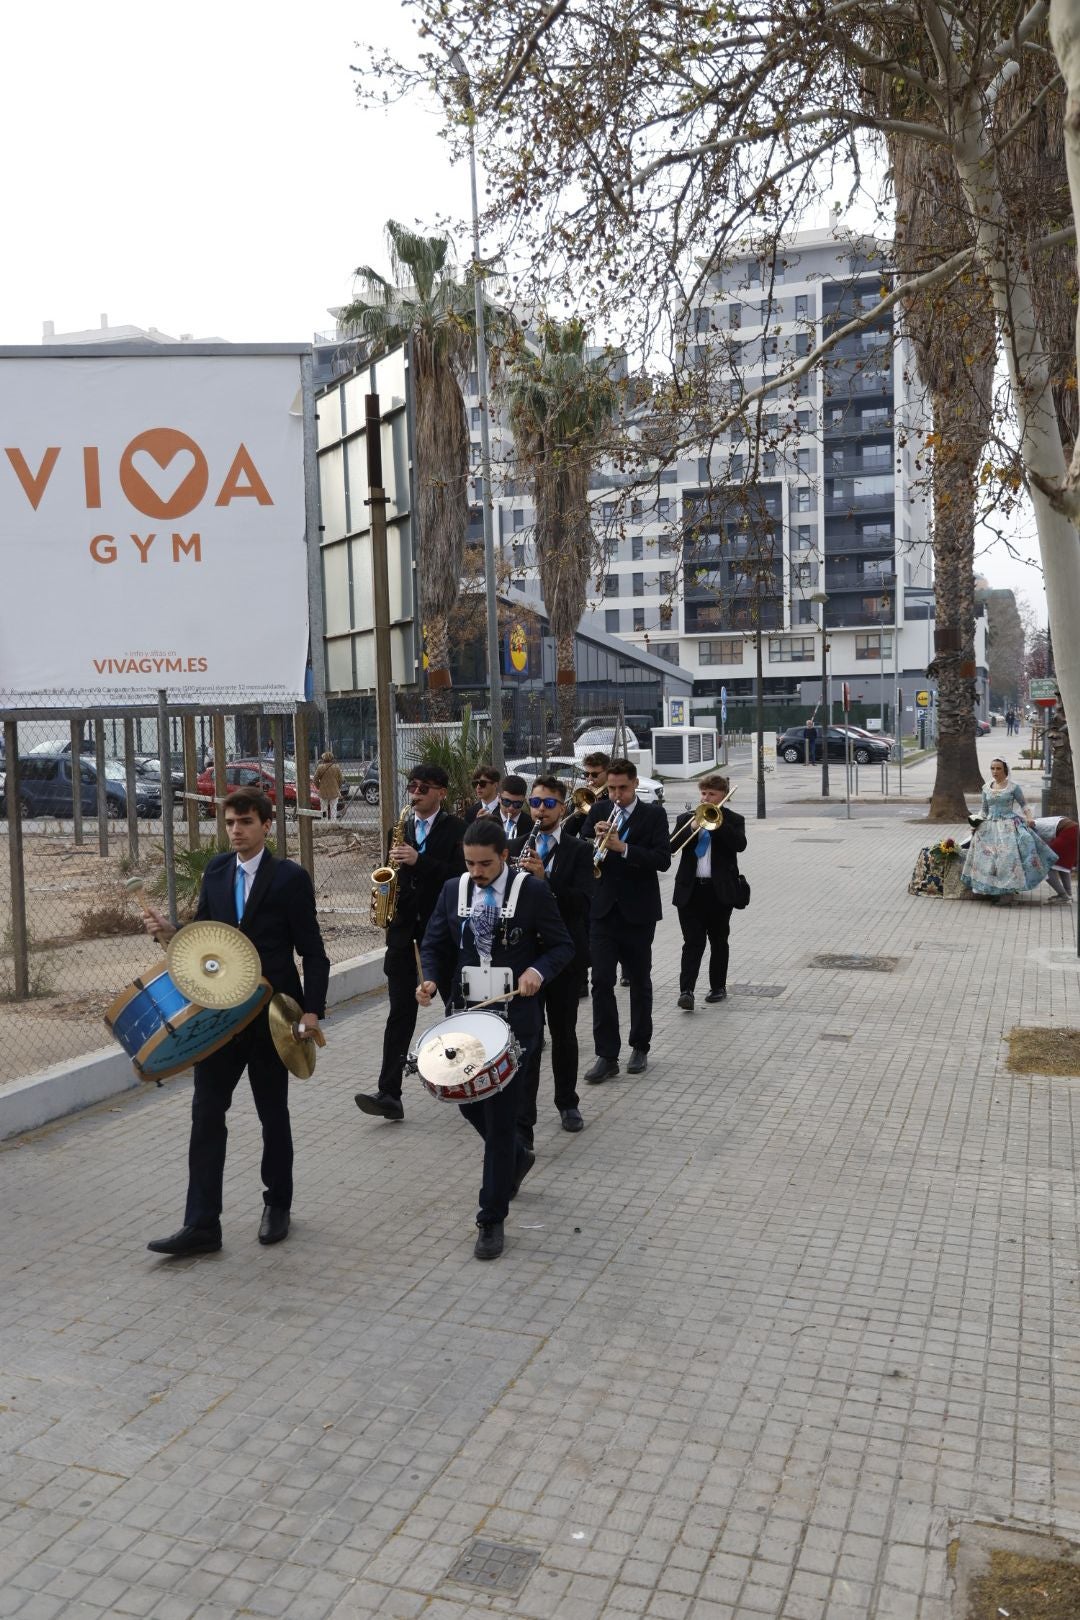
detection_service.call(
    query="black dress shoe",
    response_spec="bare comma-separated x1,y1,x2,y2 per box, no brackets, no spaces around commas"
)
147,1225,221,1257
677,992,695,1011
620,974,631,987
584,1056,619,1084
511,1149,536,1198
354,1091,405,1120
474,1221,504,1260
626,1048,648,1075
560,1107,584,1132
258,1206,290,1245
705,988,727,1003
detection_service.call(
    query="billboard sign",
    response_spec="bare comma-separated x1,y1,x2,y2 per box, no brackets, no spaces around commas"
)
0,348,310,706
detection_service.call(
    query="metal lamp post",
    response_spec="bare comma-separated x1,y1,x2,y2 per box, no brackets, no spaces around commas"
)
811,591,829,796
449,48,505,770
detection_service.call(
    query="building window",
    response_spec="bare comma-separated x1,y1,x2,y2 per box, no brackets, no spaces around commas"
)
602,501,617,522
631,498,643,519
657,497,671,519
698,639,744,665
655,642,680,664
763,450,777,476
855,633,894,660
658,536,674,557
795,332,811,357
604,574,618,597
605,609,620,633
768,636,815,662
796,600,814,624
631,534,643,561
795,447,810,471
862,406,891,430
659,571,673,594
794,525,813,549
795,294,809,320
473,478,484,500
797,409,812,432
659,602,673,628
793,561,813,587
471,406,482,430
633,607,645,631
729,302,742,328
512,508,525,532
632,571,644,596
512,543,526,569
796,486,814,512
729,454,744,481
860,522,892,545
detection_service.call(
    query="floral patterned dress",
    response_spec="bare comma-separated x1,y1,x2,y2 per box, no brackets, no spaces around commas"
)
961,782,1055,895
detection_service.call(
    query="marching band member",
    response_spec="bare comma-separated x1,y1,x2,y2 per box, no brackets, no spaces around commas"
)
355,765,464,1123
418,819,572,1260
511,776,594,1141
563,752,610,997
464,764,502,825
581,758,671,1081
143,790,329,1256
497,775,533,842
670,775,746,1010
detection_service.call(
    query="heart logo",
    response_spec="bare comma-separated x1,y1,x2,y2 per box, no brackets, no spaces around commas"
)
119,428,209,518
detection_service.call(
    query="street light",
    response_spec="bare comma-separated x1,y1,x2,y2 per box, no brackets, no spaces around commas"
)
810,591,830,797
449,48,505,770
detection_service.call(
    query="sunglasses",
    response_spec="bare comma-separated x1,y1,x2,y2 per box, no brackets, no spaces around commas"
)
500,796,525,809
472,778,497,788
584,770,604,778
407,781,432,793
528,795,561,810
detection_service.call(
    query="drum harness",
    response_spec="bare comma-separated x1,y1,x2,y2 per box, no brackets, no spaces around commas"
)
453,870,529,1006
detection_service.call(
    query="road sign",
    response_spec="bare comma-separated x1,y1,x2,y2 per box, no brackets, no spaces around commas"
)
1030,678,1058,700
842,681,850,711
915,689,930,708
720,702,727,723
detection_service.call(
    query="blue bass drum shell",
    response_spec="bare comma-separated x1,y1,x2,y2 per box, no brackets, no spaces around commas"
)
104,966,273,1081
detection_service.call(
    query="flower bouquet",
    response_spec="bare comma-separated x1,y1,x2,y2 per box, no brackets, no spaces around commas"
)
930,836,970,899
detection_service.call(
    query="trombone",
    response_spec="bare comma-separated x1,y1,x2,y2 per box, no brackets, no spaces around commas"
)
670,787,737,854
569,786,596,814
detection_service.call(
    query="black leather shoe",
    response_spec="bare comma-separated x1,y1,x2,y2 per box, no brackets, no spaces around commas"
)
584,1056,619,1084
474,1221,504,1261
677,992,695,1011
511,1149,536,1198
147,1225,221,1257
354,1091,405,1121
258,1207,290,1245
705,988,727,1003
560,1107,584,1133
626,1048,648,1075
620,975,631,987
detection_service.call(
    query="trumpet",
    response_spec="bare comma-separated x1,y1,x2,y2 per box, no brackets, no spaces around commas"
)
592,807,626,876
370,800,412,928
670,788,736,854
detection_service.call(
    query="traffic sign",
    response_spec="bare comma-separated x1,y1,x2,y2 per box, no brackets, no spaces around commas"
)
1030,678,1058,700
915,689,930,708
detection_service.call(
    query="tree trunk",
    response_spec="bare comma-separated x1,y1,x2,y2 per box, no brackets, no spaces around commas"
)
927,411,983,818
1048,709,1077,818
425,615,454,720
555,632,577,752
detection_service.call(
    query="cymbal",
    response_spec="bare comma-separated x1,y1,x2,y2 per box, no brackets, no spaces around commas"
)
167,921,264,1009
268,993,325,1078
416,1030,486,1087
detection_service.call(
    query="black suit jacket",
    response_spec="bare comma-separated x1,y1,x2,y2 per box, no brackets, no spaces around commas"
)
386,808,466,946
464,799,501,827
671,807,748,909
463,803,534,842
196,850,330,1016
421,870,573,1038
582,798,671,923
509,830,593,970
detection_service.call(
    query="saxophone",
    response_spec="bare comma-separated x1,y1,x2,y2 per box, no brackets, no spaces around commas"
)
370,801,411,928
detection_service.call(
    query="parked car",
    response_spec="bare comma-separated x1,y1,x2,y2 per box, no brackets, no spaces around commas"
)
505,754,664,805
573,724,642,761
195,758,318,815
9,753,162,819
975,718,991,736
358,760,381,805
777,726,890,765
135,755,186,800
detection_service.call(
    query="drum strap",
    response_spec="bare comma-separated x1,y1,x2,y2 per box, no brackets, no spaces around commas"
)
455,871,528,922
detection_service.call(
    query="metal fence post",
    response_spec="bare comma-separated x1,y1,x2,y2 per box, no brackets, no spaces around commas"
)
272,716,288,855
294,707,314,879
124,718,139,863
212,714,228,844
157,690,178,926
4,723,30,1000
94,723,109,856
70,716,84,845
182,715,200,852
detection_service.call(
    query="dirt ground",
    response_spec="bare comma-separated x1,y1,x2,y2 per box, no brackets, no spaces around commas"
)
0,821,383,1086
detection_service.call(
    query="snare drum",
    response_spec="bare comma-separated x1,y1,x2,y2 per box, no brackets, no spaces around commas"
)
412,1011,521,1105
105,967,272,1081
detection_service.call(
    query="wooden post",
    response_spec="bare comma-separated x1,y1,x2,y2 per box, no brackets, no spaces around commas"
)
294,706,314,878
212,714,228,845
4,723,29,999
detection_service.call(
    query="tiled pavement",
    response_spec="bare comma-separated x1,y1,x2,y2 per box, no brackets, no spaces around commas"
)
3,791,1080,1620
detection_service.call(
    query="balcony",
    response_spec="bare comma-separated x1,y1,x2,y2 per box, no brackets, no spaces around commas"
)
825,485,895,516
826,449,894,477
685,599,784,633
825,604,895,629
825,522,895,550
826,566,895,591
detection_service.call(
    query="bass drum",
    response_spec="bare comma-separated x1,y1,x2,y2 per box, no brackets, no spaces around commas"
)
105,967,272,1081
412,1011,521,1105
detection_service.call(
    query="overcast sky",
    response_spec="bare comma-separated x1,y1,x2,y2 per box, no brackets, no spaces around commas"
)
1,0,1046,616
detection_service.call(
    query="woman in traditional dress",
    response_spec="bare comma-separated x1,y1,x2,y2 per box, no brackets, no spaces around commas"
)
961,758,1055,897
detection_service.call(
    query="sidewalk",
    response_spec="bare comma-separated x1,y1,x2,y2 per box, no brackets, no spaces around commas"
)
2,808,1079,1620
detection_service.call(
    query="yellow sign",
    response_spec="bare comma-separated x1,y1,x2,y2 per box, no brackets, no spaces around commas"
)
509,622,528,673
915,689,930,708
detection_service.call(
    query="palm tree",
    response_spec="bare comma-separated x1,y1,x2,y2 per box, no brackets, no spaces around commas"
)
339,221,473,717
505,320,618,750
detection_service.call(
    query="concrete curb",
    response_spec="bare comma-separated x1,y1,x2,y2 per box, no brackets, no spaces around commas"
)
0,948,387,1142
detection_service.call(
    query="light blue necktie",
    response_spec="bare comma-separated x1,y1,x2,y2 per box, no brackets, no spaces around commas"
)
538,832,553,861
415,817,428,852
695,828,711,858
234,864,246,921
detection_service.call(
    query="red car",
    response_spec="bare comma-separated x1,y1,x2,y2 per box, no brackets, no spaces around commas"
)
196,759,318,816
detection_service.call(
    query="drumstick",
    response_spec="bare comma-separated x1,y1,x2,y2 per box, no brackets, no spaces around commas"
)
469,989,521,1011
413,942,423,985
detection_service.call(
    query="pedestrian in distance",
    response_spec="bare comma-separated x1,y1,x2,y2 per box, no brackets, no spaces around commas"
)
313,751,343,821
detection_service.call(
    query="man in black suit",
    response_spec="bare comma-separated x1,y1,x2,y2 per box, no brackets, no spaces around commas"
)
463,764,501,825
496,774,533,843
562,752,610,999
511,776,594,1142
355,764,465,1122
143,789,330,1257
671,774,747,1011
581,758,671,1081
418,819,573,1260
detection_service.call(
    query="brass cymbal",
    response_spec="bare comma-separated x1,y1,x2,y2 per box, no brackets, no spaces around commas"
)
268,993,325,1079
416,1030,486,1087
166,921,264,1009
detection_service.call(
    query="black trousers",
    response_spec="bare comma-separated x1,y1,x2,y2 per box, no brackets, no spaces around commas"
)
460,1028,539,1224
677,884,732,993
184,1014,292,1227
377,938,424,1097
591,909,656,1058
517,970,580,1149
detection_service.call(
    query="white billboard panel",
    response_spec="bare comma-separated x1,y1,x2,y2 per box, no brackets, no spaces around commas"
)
0,350,309,706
